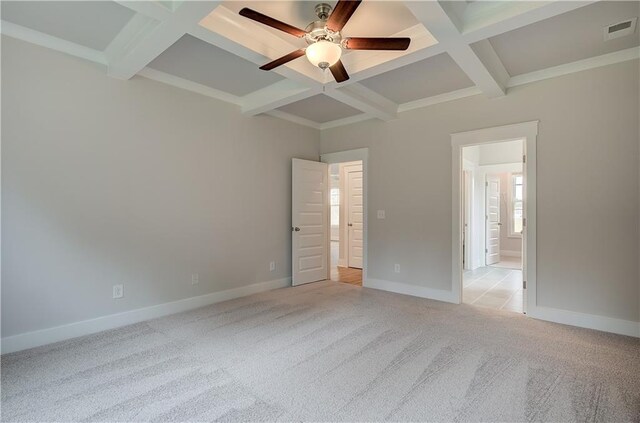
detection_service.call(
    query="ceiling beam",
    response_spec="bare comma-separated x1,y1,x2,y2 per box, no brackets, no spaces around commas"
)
195,6,323,87
325,84,398,121
241,80,322,116
106,1,220,79
405,1,506,98
461,1,596,43
0,20,106,65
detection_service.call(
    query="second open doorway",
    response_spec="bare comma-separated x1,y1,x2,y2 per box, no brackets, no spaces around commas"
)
328,161,363,286
461,139,525,313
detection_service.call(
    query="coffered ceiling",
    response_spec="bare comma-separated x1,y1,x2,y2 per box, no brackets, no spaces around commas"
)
1,1,638,129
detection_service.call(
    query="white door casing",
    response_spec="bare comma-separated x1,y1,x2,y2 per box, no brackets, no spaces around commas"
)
485,175,501,265
292,159,329,286
346,167,363,268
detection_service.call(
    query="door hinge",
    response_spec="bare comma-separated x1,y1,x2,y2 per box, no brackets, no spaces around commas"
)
523,280,527,289
485,248,488,253
523,154,526,164
523,217,527,227
485,181,488,187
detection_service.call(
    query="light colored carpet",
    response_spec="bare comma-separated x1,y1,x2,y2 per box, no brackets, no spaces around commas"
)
2,281,639,422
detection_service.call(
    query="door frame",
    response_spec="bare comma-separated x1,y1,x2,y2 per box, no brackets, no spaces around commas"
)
451,121,538,313
321,148,368,285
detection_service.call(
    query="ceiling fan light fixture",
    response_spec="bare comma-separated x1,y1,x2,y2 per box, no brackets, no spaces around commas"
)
305,40,342,69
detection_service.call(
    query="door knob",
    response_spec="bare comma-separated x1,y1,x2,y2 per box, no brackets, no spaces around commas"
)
348,223,353,227
497,222,502,226
292,227,301,232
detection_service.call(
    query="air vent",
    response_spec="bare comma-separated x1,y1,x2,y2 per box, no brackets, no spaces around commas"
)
604,17,637,41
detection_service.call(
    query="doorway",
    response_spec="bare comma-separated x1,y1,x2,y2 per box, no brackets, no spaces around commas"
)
462,151,524,312
329,161,363,286
291,149,368,287
451,121,538,315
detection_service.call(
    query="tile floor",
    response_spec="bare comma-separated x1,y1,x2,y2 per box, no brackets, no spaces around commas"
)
463,265,523,313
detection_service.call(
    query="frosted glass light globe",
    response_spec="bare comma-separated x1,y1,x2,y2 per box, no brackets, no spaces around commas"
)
305,40,342,69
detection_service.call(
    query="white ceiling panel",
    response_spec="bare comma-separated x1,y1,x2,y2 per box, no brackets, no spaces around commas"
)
277,94,362,123
489,1,640,76
148,34,283,97
358,53,474,104
0,1,134,51
224,1,419,44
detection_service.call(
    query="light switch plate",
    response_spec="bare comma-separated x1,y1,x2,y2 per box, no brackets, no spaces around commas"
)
377,210,385,219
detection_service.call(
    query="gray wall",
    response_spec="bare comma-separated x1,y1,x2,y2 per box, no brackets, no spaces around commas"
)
321,60,640,323
1,36,320,337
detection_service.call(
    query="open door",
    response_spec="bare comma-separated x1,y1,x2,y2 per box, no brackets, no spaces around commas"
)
292,158,329,286
346,166,363,269
485,175,501,265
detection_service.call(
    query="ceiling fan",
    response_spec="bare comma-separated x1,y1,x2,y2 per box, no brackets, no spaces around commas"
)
239,0,410,83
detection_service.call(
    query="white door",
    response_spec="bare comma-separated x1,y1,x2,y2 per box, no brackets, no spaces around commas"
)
292,158,329,286
347,168,363,268
485,175,501,265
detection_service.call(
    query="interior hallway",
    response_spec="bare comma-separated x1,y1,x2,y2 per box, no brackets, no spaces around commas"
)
463,266,523,313
330,241,362,286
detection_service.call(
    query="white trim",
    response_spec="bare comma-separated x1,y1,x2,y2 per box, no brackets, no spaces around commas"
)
241,80,321,116
264,110,322,130
508,47,640,88
398,87,482,113
365,279,457,304
138,67,242,106
318,114,372,130
1,278,291,354
320,149,369,285
324,83,398,121
451,121,538,315
0,20,107,65
405,2,506,98
528,307,640,338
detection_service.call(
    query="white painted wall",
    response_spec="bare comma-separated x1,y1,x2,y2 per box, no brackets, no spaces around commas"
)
495,172,522,257
330,164,340,241
479,140,523,165
321,60,640,323
1,36,320,338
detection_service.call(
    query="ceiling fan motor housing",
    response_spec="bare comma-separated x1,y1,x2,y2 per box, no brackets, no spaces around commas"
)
305,3,342,46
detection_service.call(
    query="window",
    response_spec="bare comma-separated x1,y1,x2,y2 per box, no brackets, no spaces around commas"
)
330,188,340,225
510,174,523,237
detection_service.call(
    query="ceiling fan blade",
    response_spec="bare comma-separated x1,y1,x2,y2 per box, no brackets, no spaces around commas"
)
344,37,411,50
326,0,362,32
329,60,350,83
239,8,307,38
259,49,306,71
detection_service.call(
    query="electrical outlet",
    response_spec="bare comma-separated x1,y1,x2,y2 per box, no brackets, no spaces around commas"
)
394,264,400,273
377,210,386,219
269,261,276,272
112,284,124,299
191,274,199,285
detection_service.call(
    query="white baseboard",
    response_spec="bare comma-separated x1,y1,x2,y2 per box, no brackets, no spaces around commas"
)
500,250,522,258
1,277,291,354
528,306,640,338
365,278,457,304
